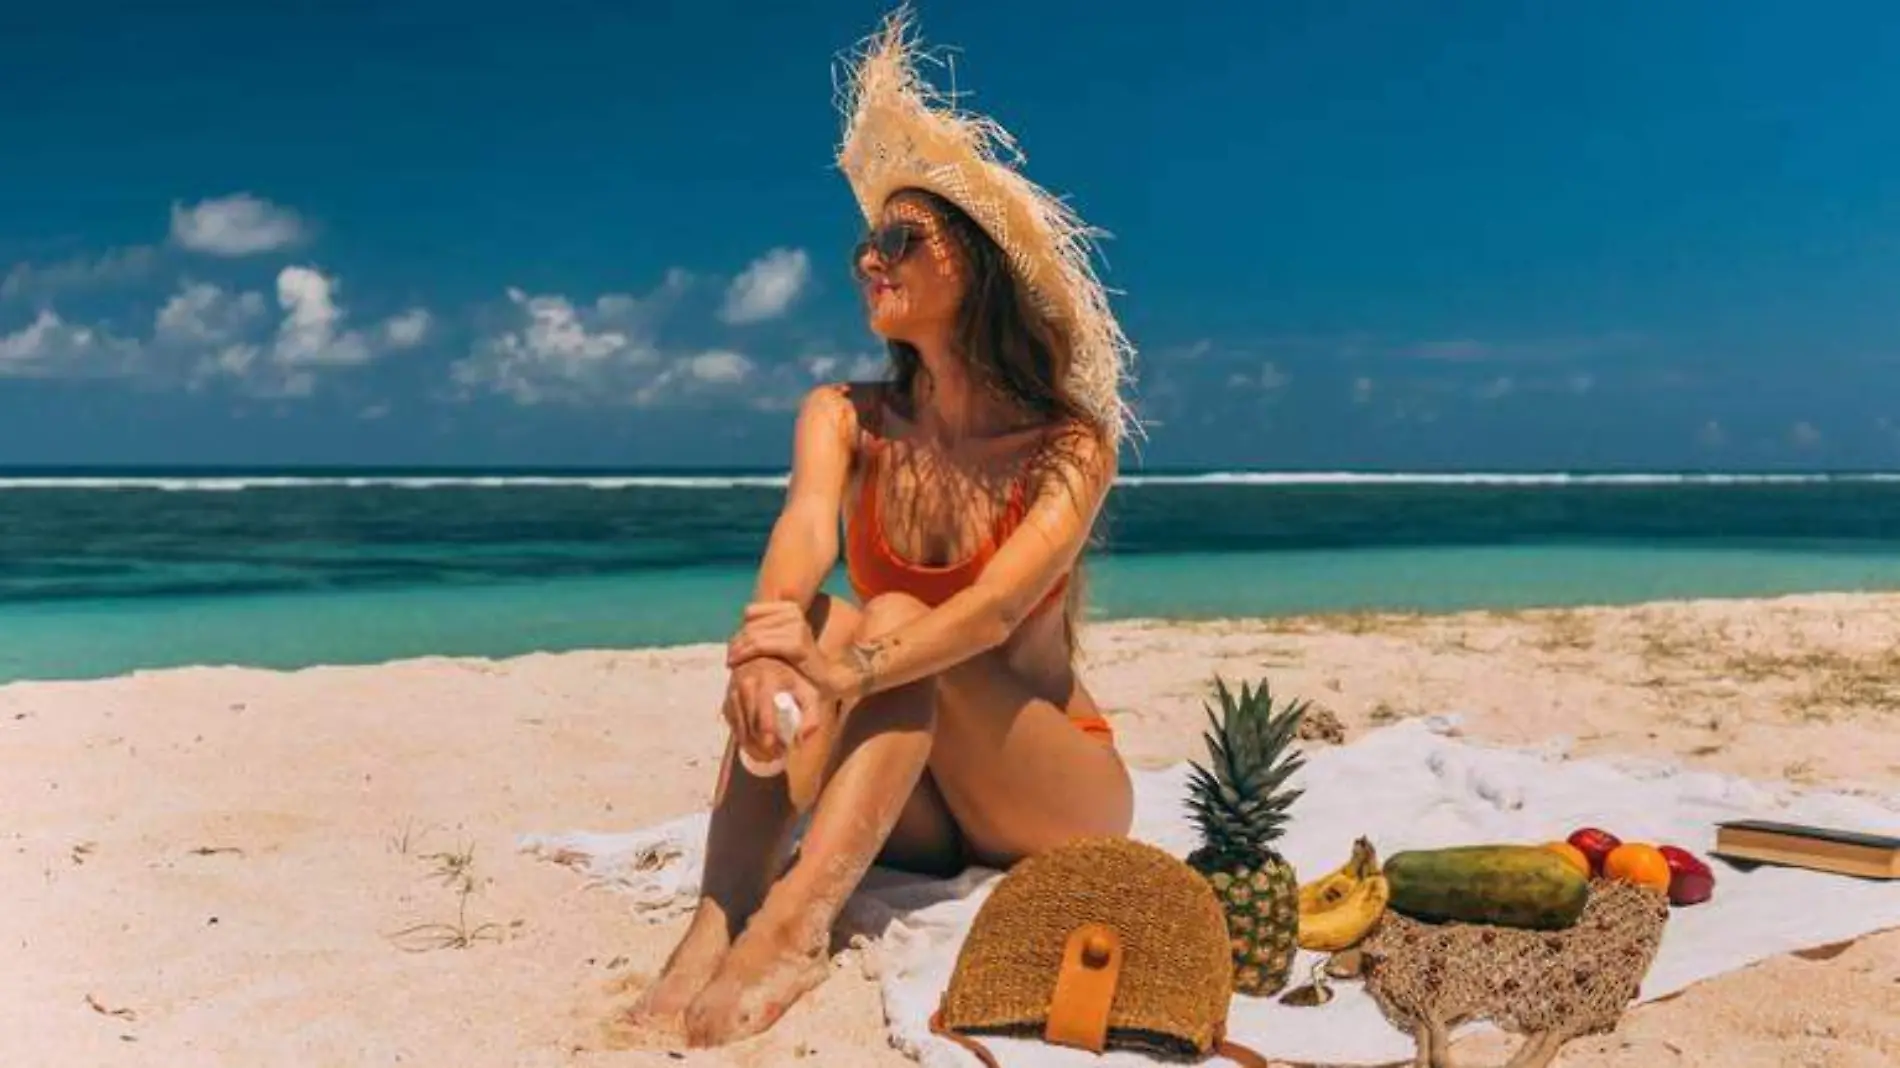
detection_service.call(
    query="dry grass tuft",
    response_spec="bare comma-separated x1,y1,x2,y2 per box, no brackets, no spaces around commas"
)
384,840,514,953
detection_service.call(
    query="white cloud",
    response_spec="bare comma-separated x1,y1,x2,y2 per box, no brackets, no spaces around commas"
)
170,194,305,256
631,349,761,408
1697,419,1726,449
2,246,159,302
1226,361,1289,392
0,308,140,378
456,288,646,405
683,350,752,384
3,268,424,397
273,266,370,368
1788,420,1822,449
381,308,431,349
804,352,886,381
1351,376,1374,404
719,247,810,324
454,275,696,406
155,282,268,347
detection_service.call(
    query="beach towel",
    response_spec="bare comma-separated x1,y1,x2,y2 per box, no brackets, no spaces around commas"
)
520,718,1900,1066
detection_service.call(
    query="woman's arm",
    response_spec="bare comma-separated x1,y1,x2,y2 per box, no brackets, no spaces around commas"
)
749,384,857,610
732,424,1115,702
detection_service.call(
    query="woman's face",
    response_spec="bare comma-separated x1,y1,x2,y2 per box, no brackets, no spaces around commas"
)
855,195,965,341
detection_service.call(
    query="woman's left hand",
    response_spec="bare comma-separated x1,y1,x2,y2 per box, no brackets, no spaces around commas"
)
727,600,855,702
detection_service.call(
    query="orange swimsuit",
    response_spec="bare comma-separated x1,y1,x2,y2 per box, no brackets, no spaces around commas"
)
843,439,1114,744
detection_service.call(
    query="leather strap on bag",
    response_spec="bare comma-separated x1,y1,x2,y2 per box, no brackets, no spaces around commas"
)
929,920,1270,1067
1044,922,1122,1051
929,1010,1002,1068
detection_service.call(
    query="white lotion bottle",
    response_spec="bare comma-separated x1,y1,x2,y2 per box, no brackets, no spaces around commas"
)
738,691,804,777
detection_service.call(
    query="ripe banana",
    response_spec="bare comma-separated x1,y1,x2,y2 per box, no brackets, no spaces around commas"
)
1297,837,1379,915
1297,871,1391,952
1296,837,1390,952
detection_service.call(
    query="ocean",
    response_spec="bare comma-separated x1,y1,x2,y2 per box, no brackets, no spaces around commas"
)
6,469,1900,684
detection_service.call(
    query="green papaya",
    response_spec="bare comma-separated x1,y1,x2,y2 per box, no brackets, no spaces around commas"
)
1383,845,1589,930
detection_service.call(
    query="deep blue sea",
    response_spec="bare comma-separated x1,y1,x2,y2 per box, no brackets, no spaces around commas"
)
6,468,1900,683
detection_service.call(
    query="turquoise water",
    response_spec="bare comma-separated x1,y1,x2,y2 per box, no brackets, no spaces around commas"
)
7,540,1900,684
7,470,1900,682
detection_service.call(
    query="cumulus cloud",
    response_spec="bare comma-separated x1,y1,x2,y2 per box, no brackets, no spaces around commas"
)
632,349,759,407
2,246,159,302
2,266,422,398
454,288,653,405
453,272,761,407
155,282,269,347
381,308,431,349
0,309,141,378
272,266,370,369
803,352,886,381
1787,420,1822,449
169,193,305,256
719,247,810,324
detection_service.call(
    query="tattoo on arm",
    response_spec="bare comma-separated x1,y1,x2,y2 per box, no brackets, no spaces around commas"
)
846,639,889,698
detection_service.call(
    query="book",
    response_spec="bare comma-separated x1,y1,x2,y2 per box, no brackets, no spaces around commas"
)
1712,819,1900,880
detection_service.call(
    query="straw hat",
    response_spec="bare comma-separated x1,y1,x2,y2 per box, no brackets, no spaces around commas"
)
930,836,1267,1066
834,5,1139,447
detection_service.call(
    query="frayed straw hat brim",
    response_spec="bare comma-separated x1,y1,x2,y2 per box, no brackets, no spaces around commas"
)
834,5,1139,446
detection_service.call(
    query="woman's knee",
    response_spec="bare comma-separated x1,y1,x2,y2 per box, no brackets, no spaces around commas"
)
854,591,929,639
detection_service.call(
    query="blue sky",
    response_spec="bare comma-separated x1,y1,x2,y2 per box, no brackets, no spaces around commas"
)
2,1,1897,470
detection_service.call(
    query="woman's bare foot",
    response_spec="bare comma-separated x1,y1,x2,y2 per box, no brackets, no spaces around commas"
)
619,908,735,1031
681,907,832,1047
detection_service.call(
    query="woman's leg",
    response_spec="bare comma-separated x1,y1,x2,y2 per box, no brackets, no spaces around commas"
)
680,598,1137,1046
623,594,864,1026
928,650,1135,866
680,592,952,1046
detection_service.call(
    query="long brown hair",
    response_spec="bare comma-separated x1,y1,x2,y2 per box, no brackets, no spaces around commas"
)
877,187,1107,658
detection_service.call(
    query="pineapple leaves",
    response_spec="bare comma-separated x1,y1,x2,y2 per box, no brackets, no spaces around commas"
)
1184,673,1309,853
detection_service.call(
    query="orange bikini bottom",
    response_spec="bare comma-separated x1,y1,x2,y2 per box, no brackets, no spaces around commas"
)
1070,714,1115,745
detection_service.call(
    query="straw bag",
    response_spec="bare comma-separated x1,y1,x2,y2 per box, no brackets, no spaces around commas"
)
929,836,1268,1067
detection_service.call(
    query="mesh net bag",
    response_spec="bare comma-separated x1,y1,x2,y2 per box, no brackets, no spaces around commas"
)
1360,881,1669,1068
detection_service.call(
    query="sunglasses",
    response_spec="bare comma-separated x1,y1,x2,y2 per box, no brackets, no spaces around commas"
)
850,220,927,280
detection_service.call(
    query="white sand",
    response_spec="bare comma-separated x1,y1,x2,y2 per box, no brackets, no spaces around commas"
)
4,592,1897,1067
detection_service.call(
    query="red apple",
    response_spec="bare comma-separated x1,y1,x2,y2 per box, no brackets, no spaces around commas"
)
1566,827,1623,876
1659,845,1715,906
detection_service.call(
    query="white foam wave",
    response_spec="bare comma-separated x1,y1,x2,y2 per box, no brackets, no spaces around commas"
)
1,471,1896,492
0,475,793,491
1115,471,1900,487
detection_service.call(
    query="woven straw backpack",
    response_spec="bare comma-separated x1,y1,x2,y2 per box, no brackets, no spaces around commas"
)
930,836,1268,1067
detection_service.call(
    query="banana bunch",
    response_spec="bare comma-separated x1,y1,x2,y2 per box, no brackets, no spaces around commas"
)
1296,836,1391,952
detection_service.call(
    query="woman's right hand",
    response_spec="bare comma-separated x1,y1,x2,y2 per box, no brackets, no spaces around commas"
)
722,656,819,768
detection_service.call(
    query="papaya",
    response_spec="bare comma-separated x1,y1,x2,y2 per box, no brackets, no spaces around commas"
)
1383,845,1590,930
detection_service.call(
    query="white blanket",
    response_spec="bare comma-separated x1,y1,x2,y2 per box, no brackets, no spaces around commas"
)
520,718,1900,1066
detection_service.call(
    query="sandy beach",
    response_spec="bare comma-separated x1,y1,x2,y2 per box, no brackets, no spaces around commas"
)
5,591,1897,1068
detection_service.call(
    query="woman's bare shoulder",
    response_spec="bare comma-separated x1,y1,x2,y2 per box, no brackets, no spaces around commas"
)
799,379,897,456
1021,417,1115,501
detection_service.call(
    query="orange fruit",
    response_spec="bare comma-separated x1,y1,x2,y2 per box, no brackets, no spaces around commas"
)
1542,841,1592,878
1603,842,1672,892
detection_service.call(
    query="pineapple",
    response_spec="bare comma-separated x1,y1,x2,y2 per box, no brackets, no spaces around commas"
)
1184,675,1309,996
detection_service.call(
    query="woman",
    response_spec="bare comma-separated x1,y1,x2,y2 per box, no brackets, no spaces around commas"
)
626,11,1141,1047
